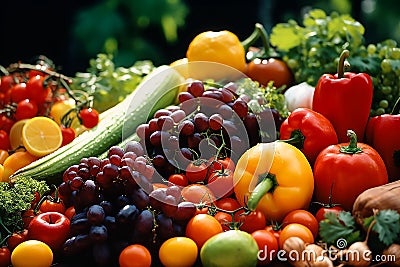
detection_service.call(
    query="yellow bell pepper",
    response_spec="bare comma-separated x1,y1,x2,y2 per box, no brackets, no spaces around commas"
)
186,30,247,73
233,141,314,223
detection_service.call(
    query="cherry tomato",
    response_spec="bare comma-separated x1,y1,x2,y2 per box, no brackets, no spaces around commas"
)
22,209,37,229
79,108,99,128
10,83,28,103
26,75,49,105
215,197,241,211
6,229,28,251
236,209,267,233
60,127,76,146
0,130,10,150
159,237,198,267
0,115,15,134
185,159,209,183
39,198,66,214
14,99,38,121
278,223,314,249
168,173,188,187
251,229,279,265
281,209,319,238
185,213,223,249
64,206,76,220
181,184,216,205
209,156,235,172
265,225,282,243
0,75,15,93
214,211,235,231
119,244,151,267
0,246,11,267
315,206,344,223
207,168,234,199
246,57,293,89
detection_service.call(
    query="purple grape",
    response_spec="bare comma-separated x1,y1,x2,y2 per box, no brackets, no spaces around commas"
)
87,205,105,225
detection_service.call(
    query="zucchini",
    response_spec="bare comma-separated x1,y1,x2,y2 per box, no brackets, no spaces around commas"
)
10,66,184,185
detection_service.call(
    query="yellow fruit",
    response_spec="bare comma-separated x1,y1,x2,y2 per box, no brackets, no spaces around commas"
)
22,116,62,157
9,119,29,150
11,240,53,267
0,164,4,182
49,98,76,125
2,151,39,181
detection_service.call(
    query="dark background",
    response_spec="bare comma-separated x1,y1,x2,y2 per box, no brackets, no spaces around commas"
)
1,0,398,76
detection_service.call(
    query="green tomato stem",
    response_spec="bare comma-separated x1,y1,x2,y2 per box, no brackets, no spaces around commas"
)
339,130,362,154
337,50,350,79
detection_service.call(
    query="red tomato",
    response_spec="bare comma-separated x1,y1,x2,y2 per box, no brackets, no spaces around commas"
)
185,159,209,183
207,168,234,199
6,229,28,251
315,206,344,223
215,197,241,211
10,83,28,103
39,199,66,214
26,75,49,105
214,211,235,231
209,156,235,172
79,108,99,128
60,127,76,146
64,206,76,220
168,173,188,187
0,75,15,93
265,225,282,243
0,247,11,267
0,130,10,150
246,57,293,88
0,115,15,133
14,99,39,121
281,209,319,238
22,209,37,229
251,229,279,265
236,209,267,233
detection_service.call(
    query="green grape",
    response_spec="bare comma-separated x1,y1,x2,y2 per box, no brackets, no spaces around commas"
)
376,108,386,115
287,59,298,69
367,44,377,55
379,99,389,109
381,86,392,95
381,59,392,73
390,48,400,59
308,47,318,57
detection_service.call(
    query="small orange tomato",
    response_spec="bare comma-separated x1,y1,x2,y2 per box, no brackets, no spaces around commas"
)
278,223,314,249
119,244,151,267
281,209,319,238
185,214,223,249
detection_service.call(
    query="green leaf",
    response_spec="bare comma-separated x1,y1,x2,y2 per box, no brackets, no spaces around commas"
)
319,211,361,245
270,23,303,51
373,210,400,246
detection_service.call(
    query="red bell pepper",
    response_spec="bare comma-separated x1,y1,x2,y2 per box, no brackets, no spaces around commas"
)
312,50,373,143
279,107,338,165
365,97,400,182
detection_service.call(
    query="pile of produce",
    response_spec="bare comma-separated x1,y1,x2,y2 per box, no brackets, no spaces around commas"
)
0,8,400,267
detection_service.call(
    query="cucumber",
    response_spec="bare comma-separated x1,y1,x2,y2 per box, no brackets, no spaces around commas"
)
10,66,184,185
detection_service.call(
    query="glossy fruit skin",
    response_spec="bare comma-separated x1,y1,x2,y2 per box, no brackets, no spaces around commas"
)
251,229,279,265
11,240,53,267
60,127,76,146
186,160,209,183
14,99,38,121
185,214,223,249
246,58,293,88
168,173,188,187
158,237,198,267
6,229,28,251
28,211,70,252
236,209,267,234
79,108,99,128
0,130,10,150
200,229,259,267
315,206,344,223
207,168,234,199
278,223,314,249
119,244,152,267
281,209,319,238
0,247,11,267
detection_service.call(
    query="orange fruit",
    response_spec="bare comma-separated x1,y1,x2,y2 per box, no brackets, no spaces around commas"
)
22,116,62,157
2,151,39,181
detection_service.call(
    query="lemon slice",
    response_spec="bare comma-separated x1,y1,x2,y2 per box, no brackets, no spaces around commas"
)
22,116,62,157
9,119,29,150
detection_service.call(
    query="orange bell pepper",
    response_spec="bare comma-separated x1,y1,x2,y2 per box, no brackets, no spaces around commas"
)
233,141,314,223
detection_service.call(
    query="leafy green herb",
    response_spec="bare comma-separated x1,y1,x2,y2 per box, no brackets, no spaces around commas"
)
366,209,400,246
319,211,361,245
0,177,49,244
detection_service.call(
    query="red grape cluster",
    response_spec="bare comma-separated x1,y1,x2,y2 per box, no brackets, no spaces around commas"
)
136,80,280,181
58,140,198,266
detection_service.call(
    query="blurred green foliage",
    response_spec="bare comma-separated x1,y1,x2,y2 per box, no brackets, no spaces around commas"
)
72,0,188,67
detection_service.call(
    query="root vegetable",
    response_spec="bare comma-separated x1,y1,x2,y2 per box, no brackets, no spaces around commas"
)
282,237,309,267
382,243,400,266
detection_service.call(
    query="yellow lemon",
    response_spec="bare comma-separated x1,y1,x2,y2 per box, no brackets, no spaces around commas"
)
22,116,62,157
9,119,29,150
